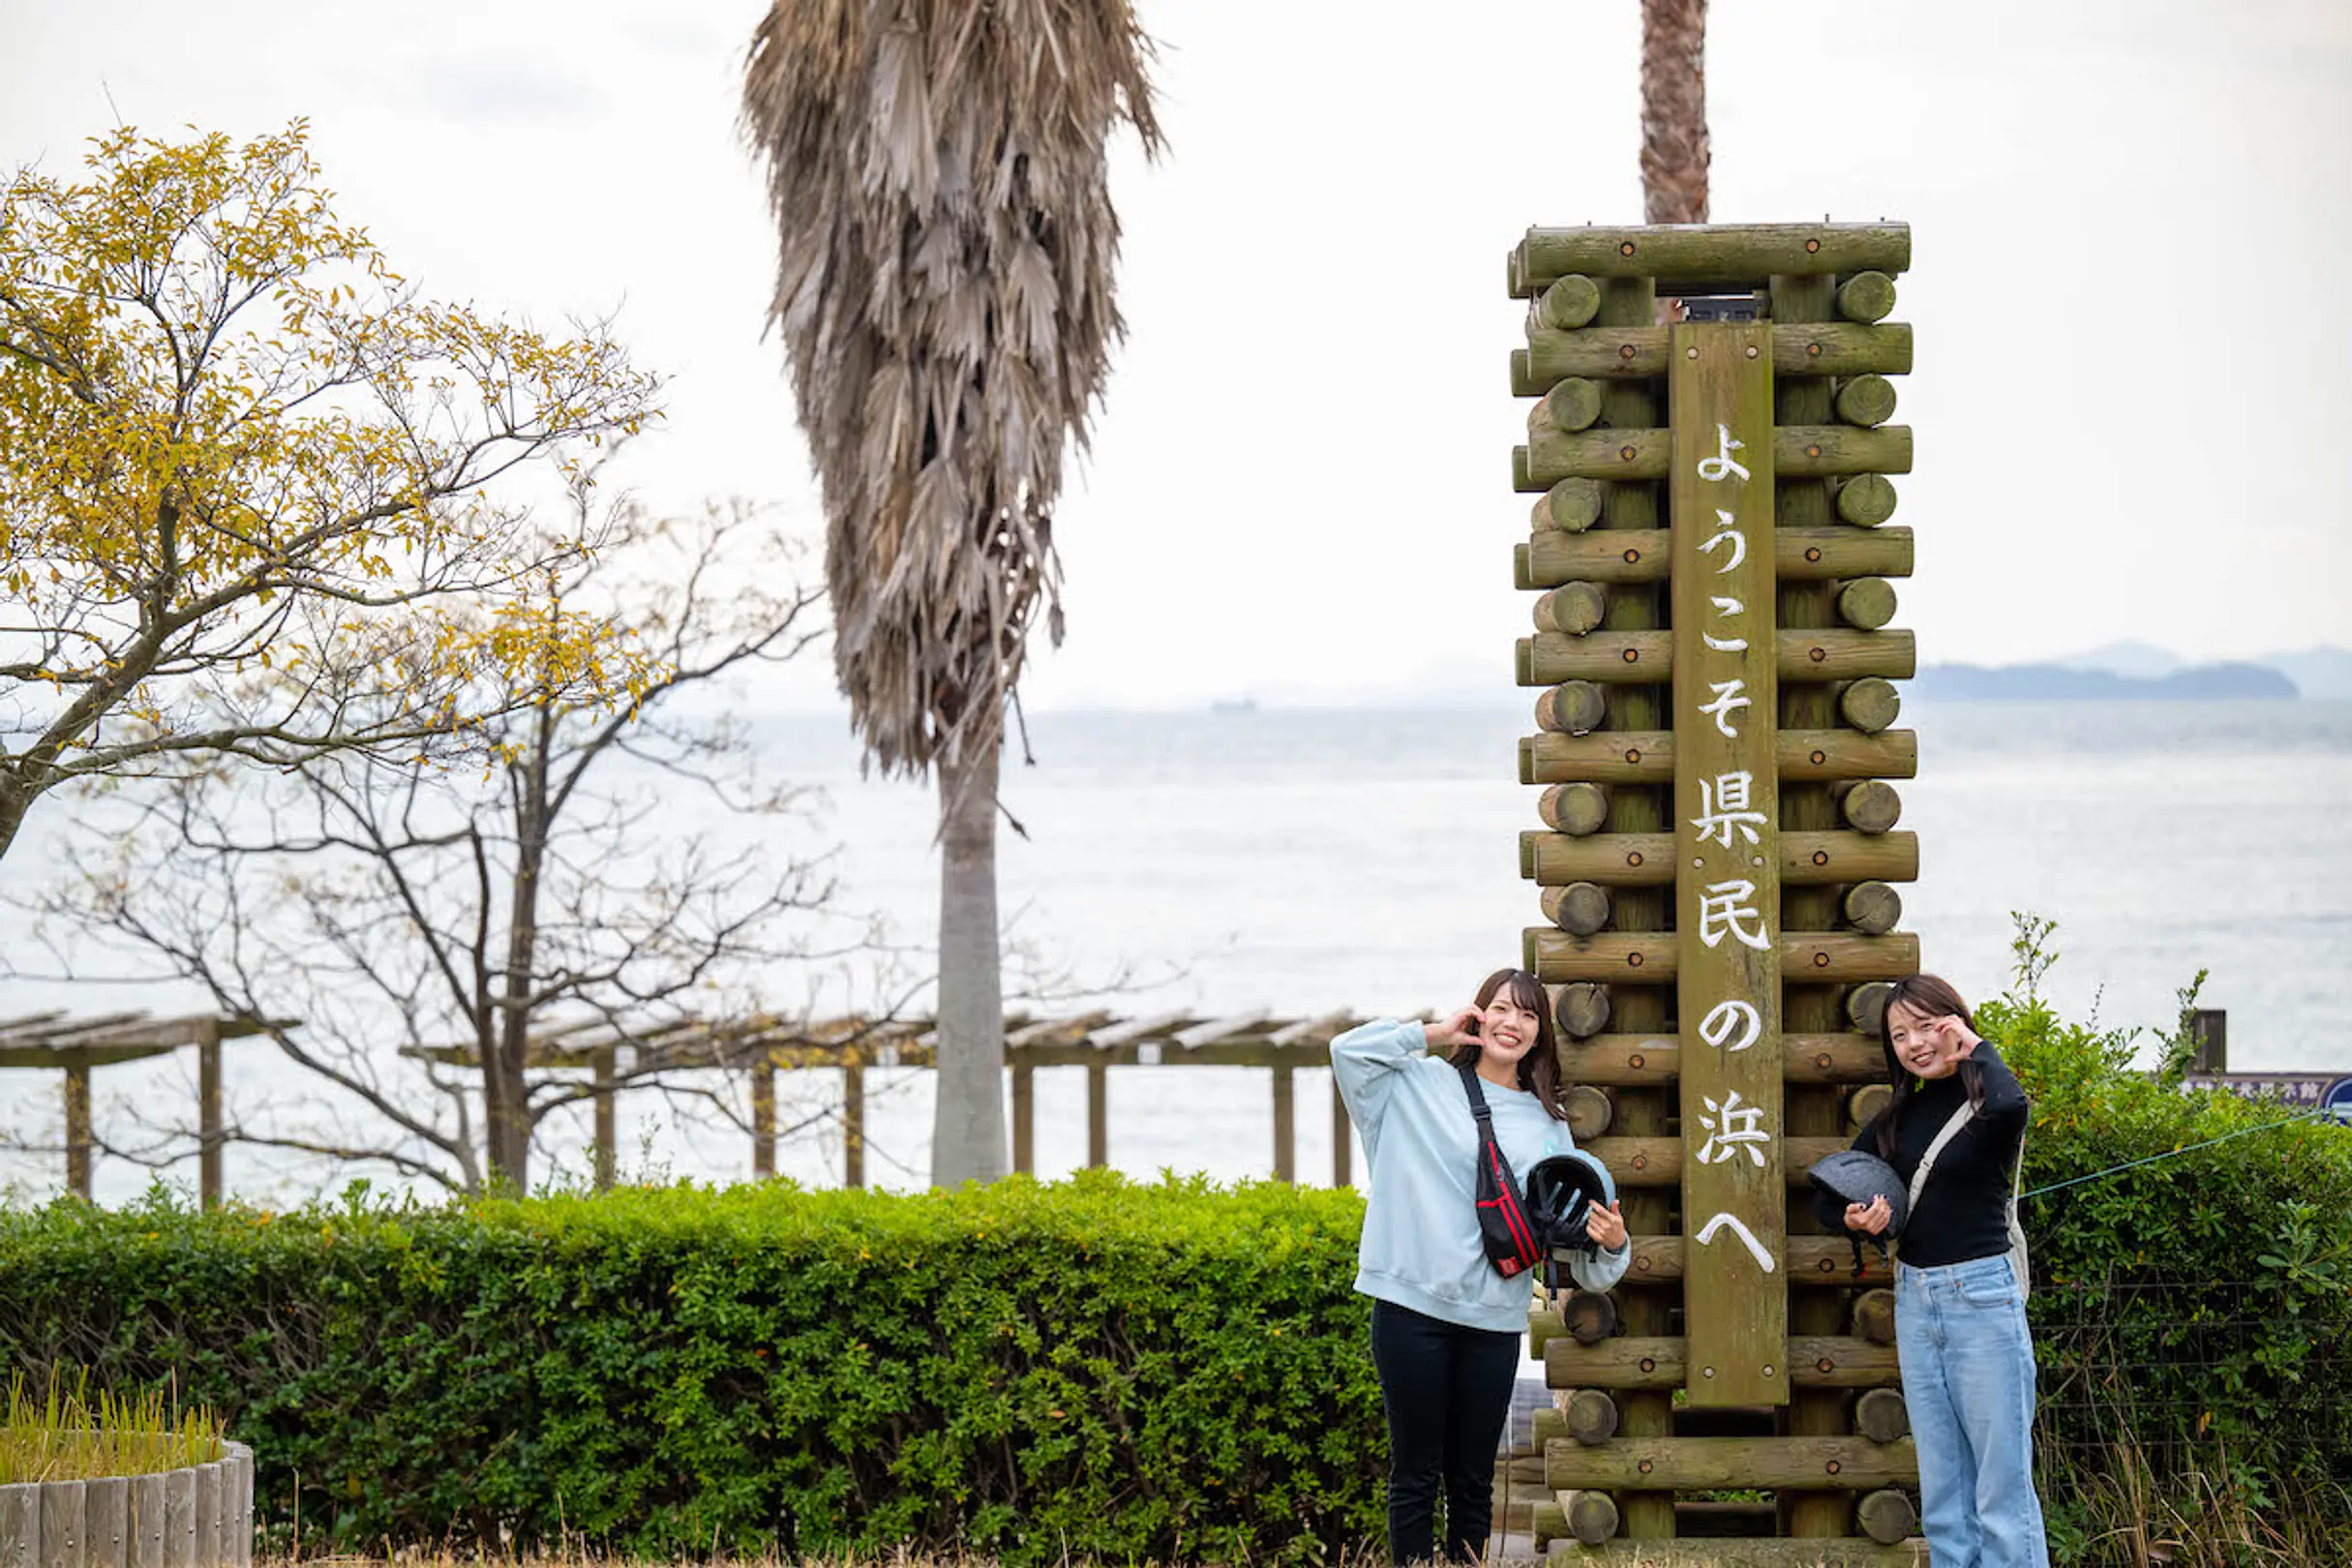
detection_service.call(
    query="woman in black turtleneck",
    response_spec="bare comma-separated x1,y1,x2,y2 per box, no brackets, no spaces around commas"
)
1845,974,2050,1568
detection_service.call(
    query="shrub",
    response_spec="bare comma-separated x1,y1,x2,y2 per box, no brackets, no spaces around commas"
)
1986,919,2352,1559
0,1172,1383,1563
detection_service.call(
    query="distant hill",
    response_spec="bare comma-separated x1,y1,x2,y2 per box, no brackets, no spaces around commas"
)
2263,648,2352,700
1242,645,2352,711
1915,661,2299,701
2055,642,2352,700
2060,640,2182,679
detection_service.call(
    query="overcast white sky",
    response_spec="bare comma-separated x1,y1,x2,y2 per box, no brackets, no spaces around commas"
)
4,0,2348,712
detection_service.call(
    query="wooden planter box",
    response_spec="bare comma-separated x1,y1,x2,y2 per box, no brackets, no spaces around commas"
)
0,1439,252,1568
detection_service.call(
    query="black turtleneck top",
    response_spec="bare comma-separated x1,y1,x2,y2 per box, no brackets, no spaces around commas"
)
1850,1038,2031,1269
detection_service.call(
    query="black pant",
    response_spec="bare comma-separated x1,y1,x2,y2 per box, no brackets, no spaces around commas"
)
1369,1298,1522,1564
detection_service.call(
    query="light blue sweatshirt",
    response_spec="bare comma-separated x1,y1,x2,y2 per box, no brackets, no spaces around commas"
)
1333,1017,1630,1332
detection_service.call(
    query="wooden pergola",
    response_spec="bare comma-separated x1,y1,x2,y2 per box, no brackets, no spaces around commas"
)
403,1010,1381,1190
0,1010,279,1204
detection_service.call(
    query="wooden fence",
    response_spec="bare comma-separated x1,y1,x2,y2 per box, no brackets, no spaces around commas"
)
3,1008,1396,1201
404,1011,1387,1191
0,1012,274,1206
20,1002,2319,1224
0,1441,252,1568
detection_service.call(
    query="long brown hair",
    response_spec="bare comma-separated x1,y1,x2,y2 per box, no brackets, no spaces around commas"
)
1872,973,1988,1161
1447,968,1568,1123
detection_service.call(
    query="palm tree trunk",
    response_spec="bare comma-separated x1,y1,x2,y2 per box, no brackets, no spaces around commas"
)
1640,0,1710,225
931,725,1009,1186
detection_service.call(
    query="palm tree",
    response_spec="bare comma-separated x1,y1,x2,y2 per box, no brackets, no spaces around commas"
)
1641,0,1710,224
742,0,1161,1185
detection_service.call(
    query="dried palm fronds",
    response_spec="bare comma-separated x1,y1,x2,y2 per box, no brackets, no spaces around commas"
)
742,0,1161,777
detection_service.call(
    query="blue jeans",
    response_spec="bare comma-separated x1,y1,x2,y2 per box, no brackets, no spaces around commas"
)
1895,1254,2050,1568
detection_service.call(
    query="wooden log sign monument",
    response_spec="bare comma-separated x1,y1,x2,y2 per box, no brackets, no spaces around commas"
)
1510,223,1929,1566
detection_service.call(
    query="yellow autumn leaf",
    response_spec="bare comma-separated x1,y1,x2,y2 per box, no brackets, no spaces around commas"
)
0,121,663,861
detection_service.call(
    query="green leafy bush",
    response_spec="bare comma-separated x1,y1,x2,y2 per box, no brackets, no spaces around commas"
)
1987,919,2352,1557
0,1172,1383,1563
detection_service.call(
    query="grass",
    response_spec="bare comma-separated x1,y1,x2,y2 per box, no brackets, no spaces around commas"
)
228,1485,2352,1568
2040,1439,2352,1567
0,1369,226,1485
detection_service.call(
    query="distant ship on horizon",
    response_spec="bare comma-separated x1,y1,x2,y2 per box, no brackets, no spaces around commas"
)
1209,696,1260,714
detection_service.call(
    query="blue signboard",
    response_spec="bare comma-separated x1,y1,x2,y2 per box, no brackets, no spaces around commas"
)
2183,1073,2345,1108
2323,1077,2352,1125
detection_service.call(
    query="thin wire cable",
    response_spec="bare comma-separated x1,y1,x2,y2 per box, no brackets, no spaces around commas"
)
2019,1106,2337,1202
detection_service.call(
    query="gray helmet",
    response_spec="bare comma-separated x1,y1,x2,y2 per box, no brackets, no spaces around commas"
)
1806,1149,1907,1276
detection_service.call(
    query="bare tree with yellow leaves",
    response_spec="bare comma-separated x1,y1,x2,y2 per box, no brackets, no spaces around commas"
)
0,123,660,867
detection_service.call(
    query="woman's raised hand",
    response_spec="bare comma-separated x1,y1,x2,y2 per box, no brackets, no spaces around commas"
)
1425,1006,1482,1049
1584,1198,1627,1251
1845,1194,1893,1236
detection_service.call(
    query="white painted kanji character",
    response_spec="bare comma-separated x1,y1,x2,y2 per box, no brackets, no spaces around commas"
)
1699,999,1764,1054
1697,423,1751,483
1695,1213,1778,1272
1696,1089,1771,1166
1699,679,1751,738
1697,879,1771,951
1705,594,1748,650
1691,771,1766,849
1699,510,1746,572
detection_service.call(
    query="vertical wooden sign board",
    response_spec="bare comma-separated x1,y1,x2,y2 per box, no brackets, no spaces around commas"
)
1669,321,1790,1408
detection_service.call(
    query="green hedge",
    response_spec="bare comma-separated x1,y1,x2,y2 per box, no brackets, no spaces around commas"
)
1993,988,2352,1539
3,981,2346,1562
0,1172,1384,1563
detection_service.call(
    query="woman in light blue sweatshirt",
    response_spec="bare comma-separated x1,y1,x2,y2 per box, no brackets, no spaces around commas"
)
1333,967,1631,1563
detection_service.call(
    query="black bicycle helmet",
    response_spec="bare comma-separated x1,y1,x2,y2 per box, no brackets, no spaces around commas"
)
1522,1150,1617,1291
1806,1148,1908,1278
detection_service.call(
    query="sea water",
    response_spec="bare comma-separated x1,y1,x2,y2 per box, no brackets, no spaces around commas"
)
2,700,2346,1203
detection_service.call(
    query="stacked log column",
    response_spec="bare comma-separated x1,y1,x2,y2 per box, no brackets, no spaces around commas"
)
1507,225,1927,1568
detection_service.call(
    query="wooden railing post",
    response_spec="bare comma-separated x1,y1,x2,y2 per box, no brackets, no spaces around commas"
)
63,1064,92,1201
843,1060,865,1189
198,1022,224,1209
1331,1071,1352,1188
1010,1058,1036,1175
1271,1063,1295,1182
592,1042,618,1191
751,1057,776,1180
1086,1061,1108,1168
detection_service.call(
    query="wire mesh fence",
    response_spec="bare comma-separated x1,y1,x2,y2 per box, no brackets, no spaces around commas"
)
2028,1276,2351,1480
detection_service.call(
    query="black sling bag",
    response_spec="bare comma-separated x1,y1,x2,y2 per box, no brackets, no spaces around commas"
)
1459,1063,1543,1280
